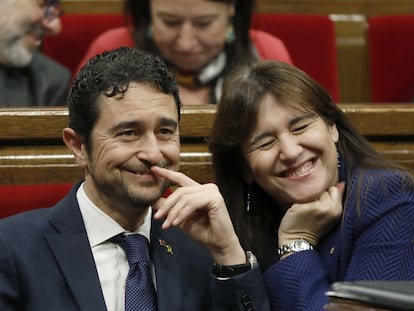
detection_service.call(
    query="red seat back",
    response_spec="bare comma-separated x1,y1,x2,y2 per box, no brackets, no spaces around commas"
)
42,14,126,77
0,183,172,219
368,15,414,103
43,13,340,102
252,14,340,102
0,183,73,218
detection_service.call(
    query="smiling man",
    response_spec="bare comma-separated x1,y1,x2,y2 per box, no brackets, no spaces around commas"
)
0,47,270,311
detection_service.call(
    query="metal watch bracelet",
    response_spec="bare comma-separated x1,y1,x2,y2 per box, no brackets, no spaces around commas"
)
277,238,314,258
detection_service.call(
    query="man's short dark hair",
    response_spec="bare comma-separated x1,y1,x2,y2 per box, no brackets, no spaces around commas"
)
67,47,181,148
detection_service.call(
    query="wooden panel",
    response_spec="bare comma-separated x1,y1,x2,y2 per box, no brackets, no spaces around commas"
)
333,15,369,102
2,105,413,139
255,0,414,15
339,104,414,136
1,104,413,185
61,0,414,15
0,106,216,140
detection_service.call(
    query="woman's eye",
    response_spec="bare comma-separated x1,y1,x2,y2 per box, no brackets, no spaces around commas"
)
292,124,309,133
258,139,276,149
194,21,212,28
163,20,181,27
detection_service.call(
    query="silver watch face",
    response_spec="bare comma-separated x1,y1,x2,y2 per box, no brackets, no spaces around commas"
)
292,239,311,251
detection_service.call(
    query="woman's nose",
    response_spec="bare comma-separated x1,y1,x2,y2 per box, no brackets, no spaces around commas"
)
175,23,197,51
278,134,302,162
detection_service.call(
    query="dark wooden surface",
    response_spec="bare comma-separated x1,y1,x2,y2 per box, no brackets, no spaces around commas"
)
61,0,414,15
1,104,413,185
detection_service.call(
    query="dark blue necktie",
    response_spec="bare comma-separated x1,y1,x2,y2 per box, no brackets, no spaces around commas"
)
112,234,157,311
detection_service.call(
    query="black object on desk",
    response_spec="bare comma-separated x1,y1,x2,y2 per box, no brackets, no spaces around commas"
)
325,281,414,311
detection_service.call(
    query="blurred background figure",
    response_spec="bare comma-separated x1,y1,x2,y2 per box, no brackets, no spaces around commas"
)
0,0,70,107
77,0,292,106
42,0,63,36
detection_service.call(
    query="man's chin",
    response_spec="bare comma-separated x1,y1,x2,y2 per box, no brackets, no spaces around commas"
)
4,47,32,67
129,187,168,206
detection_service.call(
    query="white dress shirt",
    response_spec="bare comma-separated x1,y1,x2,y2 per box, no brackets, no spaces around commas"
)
77,183,153,311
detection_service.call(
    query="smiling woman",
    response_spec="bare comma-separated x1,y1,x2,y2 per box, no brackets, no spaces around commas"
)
208,59,414,311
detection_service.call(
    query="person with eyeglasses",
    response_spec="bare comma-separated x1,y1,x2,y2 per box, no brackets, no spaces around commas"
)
41,0,63,36
0,0,70,107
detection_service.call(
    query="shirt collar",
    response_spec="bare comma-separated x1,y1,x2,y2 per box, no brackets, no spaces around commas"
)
77,182,152,248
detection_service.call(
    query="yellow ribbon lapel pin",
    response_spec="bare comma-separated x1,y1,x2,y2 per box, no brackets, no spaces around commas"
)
159,239,174,255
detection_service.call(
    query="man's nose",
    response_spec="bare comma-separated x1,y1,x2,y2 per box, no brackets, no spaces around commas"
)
136,135,163,165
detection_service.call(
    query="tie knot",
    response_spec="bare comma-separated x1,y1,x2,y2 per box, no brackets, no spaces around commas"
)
112,234,150,265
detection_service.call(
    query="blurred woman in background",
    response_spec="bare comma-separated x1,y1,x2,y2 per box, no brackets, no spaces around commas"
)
77,0,292,105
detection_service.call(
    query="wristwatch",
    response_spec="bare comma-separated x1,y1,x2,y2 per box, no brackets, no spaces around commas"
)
212,251,258,278
277,238,314,258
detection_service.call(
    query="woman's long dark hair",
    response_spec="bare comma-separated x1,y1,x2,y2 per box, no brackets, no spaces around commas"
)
209,60,408,269
124,0,258,71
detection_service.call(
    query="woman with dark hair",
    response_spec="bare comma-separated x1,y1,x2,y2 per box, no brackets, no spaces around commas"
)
76,0,292,106
208,60,414,310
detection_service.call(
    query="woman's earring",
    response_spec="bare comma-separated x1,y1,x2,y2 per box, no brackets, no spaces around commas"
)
225,25,235,44
146,25,153,38
246,184,252,212
337,151,341,168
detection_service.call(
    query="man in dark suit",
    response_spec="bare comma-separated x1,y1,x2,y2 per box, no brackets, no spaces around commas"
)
0,0,69,106
0,47,269,310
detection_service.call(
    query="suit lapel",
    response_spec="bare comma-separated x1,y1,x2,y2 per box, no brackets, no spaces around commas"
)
151,219,183,311
46,187,107,311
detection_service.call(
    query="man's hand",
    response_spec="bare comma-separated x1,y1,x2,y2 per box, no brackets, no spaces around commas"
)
151,166,246,265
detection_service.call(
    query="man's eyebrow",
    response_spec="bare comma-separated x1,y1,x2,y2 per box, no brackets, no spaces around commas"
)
158,117,178,128
110,117,178,132
110,121,142,133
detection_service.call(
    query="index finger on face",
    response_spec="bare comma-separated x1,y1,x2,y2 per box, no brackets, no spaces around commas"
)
151,165,199,187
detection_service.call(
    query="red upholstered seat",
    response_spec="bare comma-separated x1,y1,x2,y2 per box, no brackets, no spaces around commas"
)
251,14,340,102
0,183,73,218
42,14,126,77
43,13,340,102
368,15,414,103
0,183,173,219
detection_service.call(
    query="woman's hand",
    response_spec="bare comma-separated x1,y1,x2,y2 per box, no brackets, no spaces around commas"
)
278,182,345,247
151,166,246,265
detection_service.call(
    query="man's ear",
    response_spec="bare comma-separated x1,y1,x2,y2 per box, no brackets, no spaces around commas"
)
62,128,88,167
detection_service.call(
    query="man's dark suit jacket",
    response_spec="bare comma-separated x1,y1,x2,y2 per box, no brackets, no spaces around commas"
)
0,183,270,310
0,52,70,107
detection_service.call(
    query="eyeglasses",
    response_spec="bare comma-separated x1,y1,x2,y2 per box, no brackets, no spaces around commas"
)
43,0,63,22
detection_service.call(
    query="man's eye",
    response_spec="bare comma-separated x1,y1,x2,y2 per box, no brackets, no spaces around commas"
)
158,128,175,137
120,130,137,137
